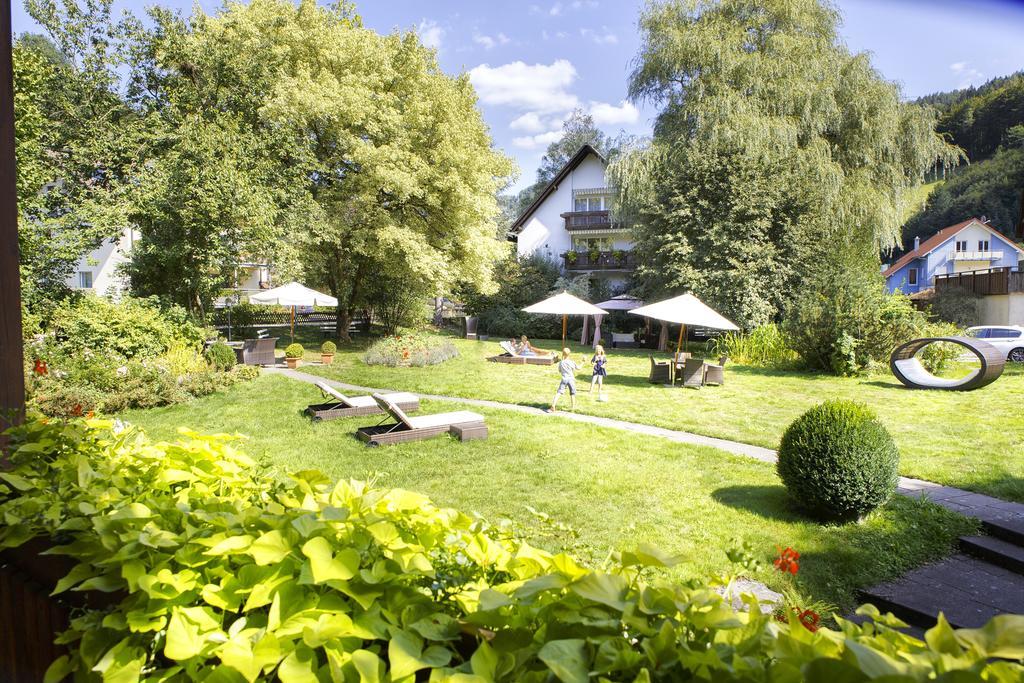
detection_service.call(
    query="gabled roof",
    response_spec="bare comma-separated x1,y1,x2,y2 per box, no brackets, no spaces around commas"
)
883,217,1024,278
510,144,607,234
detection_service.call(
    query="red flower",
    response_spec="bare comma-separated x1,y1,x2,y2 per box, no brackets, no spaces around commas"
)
402,349,410,359
773,546,800,575
70,404,83,417
797,608,820,632
85,411,95,419
33,358,48,376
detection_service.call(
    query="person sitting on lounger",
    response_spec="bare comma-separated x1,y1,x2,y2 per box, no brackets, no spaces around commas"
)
517,335,543,356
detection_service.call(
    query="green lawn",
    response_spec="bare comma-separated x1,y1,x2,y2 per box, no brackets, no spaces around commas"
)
124,373,975,613
296,335,1024,502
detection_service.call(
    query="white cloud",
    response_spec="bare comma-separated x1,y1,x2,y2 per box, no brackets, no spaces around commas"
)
549,2,564,16
580,27,618,45
950,61,985,88
473,32,511,50
509,112,550,133
571,0,599,8
469,59,579,113
418,19,443,50
529,4,542,14
589,100,640,126
512,130,564,149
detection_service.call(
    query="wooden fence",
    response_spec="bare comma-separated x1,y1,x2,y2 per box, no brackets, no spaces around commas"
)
934,267,1023,296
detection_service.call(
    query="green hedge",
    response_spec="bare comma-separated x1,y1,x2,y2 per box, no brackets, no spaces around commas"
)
0,417,1020,681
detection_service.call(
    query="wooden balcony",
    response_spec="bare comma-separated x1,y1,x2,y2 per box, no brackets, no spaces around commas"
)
561,210,623,232
561,250,637,271
934,267,1024,296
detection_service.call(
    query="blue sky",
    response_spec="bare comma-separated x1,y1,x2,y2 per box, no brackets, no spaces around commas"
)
12,0,1024,193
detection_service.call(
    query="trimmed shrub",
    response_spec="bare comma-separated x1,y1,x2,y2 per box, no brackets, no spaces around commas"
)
320,340,337,354
0,417,1019,681
777,400,899,521
285,343,304,358
204,342,236,371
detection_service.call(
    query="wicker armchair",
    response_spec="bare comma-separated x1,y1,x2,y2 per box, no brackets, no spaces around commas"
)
648,355,672,384
680,358,706,389
234,337,278,366
704,355,728,386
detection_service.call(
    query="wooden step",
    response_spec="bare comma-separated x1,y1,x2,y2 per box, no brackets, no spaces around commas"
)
858,554,1024,629
959,535,1024,575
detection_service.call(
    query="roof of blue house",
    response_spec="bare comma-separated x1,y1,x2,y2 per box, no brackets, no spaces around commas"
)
883,217,1024,278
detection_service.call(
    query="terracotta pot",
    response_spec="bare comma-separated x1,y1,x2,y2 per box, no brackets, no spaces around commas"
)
286,357,301,369
321,353,335,365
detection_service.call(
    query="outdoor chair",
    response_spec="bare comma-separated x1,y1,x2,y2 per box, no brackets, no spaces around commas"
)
648,355,672,384
355,394,488,446
306,381,420,421
234,337,278,366
680,357,707,389
704,355,728,386
611,332,634,348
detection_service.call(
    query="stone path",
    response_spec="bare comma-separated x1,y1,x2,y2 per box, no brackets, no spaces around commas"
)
270,365,1024,628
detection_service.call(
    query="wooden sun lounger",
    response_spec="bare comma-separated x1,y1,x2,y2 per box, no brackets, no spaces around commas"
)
306,382,420,421
356,394,488,446
486,340,557,365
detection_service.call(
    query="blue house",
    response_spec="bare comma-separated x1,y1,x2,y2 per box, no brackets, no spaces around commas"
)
884,217,1024,294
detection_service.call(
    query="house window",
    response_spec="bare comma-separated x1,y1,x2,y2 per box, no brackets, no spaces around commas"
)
78,271,93,289
907,268,918,286
978,239,989,251
572,237,612,252
955,240,968,252
573,196,604,212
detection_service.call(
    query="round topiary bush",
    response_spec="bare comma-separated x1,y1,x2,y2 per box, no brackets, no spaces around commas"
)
285,343,304,359
204,342,236,371
777,400,899,522
321,341,337,354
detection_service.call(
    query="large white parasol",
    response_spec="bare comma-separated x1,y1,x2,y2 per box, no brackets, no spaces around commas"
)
523,291,607,347
249,282,338,341
629,293,738,353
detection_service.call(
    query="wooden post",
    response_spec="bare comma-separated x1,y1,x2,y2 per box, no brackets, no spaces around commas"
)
561,314,567,348
0,0,25,437
290,306,295,342
675,324,685,355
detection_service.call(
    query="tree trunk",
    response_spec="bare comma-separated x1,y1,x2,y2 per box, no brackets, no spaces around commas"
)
432,296,444,326
657,322,668,352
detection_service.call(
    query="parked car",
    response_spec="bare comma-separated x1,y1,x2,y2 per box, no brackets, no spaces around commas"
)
966,326,1024,362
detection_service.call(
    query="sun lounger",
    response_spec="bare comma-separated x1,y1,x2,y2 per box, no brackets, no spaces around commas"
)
355,393,488,446
306,382,420,421
486,340,557,365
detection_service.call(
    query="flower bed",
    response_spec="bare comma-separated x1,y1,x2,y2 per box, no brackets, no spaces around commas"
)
363,332,458,367
0,417,1020,681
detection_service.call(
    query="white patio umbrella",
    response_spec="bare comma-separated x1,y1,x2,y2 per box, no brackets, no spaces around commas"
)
249,281,338,342
522,291,607,347
629,293,738,354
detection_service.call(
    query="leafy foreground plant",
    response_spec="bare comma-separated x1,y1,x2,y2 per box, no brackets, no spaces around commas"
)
1,418,1021,682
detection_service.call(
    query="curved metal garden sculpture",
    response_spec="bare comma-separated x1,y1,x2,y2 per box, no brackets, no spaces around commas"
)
890,336,1005,391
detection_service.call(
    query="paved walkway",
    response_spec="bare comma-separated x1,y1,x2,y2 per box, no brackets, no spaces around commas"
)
268,366,1024,527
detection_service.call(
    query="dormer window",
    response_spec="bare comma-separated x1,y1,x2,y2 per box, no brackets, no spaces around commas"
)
978,239,989,251
955,240,968,252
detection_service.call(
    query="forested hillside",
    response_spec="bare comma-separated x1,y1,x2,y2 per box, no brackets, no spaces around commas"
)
901,73,1024,247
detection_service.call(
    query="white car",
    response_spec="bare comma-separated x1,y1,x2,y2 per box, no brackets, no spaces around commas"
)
966,326,1024,362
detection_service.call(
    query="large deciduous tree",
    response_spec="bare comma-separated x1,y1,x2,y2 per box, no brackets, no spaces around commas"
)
610,0,959,331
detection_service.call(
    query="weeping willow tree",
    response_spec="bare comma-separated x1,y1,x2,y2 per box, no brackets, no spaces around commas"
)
610,0,961,331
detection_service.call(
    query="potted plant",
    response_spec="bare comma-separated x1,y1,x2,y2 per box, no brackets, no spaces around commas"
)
612,249,625,264
320,341,337,365
566,251,578,265
285,343,304,369
588,247,601,264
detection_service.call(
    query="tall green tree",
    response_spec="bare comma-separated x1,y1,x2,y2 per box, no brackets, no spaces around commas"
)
611,0,959,330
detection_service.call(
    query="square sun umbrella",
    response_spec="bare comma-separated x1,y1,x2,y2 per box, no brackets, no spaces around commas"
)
628,293,738,354
522,291,607,347
588,294,646,347
248,281,338,342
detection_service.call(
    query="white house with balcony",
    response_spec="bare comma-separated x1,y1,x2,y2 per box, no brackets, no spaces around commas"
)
510,145,633,292
884,217,1023,294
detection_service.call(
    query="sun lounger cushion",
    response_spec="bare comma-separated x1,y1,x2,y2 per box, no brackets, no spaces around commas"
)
499,340,517,356
372,393,417,429
407,411,484,429
318,382,416,409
